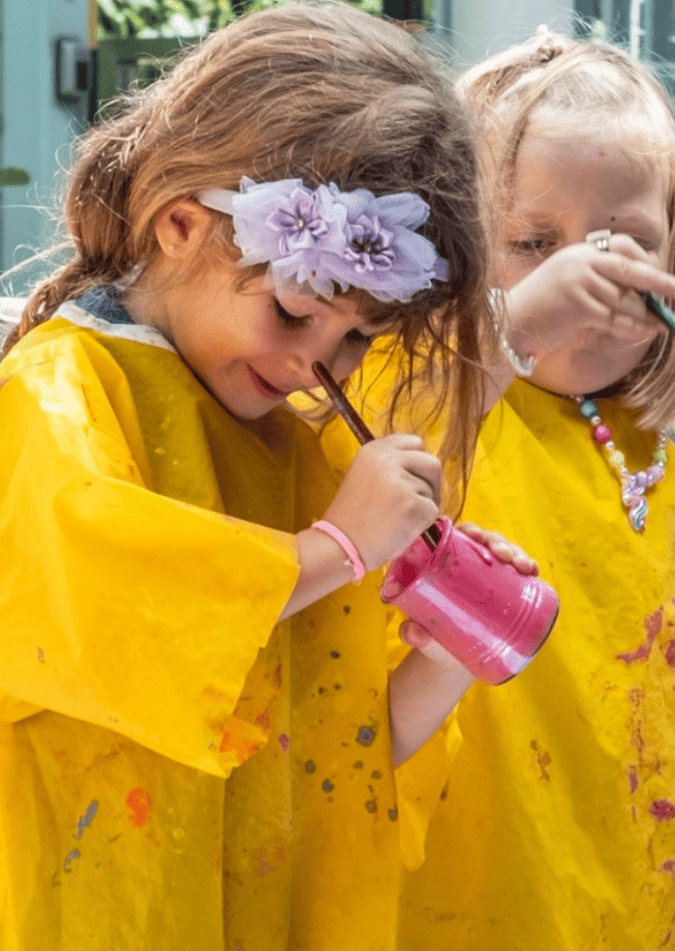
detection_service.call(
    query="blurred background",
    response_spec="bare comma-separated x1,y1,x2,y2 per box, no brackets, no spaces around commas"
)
0,0,672,286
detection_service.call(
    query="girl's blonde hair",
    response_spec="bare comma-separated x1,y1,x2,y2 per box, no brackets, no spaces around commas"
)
460,26,675,429
3,0,490,507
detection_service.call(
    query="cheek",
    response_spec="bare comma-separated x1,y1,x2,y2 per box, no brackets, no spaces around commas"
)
499,254,537,290
334,344,369,380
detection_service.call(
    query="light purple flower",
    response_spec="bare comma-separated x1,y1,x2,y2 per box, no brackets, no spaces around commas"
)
197,177,448,302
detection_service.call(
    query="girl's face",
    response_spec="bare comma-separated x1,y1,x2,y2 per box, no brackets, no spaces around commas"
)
161,264,381,421
502,130,670,395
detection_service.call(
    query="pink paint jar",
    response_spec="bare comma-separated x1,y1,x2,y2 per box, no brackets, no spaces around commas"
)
381,517,558,684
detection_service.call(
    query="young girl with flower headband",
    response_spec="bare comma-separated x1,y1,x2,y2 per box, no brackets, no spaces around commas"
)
0,4,539,949
391,27,675,951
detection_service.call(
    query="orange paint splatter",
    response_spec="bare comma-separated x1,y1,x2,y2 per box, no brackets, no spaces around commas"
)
126,787,152,828
55,749,68,759
219,731,261,763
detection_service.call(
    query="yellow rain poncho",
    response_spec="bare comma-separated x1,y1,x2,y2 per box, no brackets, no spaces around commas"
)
0,303,434,951
393,381,675,951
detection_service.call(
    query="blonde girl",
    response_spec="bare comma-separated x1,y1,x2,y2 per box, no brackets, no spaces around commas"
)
394,28,675,951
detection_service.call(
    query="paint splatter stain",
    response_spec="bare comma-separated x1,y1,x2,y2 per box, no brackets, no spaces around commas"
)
203,685,228,702
659,859,675,879
278,733,290,751
356,726,376,747
439,783,449,802
365,799,377,813
665,640,675,668
330,650,340,659
530,740,551,781
37,647,45,663
55,749,67,759
255,851,275,877
126,787,152,828
627,766,639,794
617,608,662,664
650,799,675,822
343,605,351,615
388,807,398,821
305,760,316,774
63,849,81,872
353,760,364,769
76,800,99,838
322,779,335,793
234,942,246,951
254,708,271,731
371,770,382,780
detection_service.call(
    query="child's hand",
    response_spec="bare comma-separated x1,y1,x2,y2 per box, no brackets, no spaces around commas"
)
456,521,539,575
504,235,675,357
322,433,441,572
396,522,538,663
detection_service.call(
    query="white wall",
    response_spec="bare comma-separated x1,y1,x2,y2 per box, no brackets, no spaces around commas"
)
437,0,576,66
1,0,89,284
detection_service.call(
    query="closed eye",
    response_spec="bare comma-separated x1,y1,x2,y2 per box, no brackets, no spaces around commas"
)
274,299,313,329
345,327,375,346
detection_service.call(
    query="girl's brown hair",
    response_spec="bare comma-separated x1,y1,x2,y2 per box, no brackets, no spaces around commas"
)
3,0,490,509
459,26,675,430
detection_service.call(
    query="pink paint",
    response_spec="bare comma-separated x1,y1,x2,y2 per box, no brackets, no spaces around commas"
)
126,787,152,828
278,733,290,751
659,859,675,878
627,766,639,794
381,517,559,684
650,799,675,822
618,608,662,664
665,640,675,668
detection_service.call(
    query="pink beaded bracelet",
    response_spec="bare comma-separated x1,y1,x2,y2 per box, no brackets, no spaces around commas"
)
312,520,366,583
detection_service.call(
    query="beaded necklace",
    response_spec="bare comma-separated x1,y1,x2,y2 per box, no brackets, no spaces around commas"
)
574,397,669,532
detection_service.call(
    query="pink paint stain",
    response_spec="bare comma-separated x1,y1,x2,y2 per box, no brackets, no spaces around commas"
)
126,787,152,828
665,640,675,668
650,799,675,822
617,608,662,664
659,859,675,879
278,733,290,751
627,766,639,794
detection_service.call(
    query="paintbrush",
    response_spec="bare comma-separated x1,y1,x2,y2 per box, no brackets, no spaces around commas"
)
643,292,675,334
312,361,439,551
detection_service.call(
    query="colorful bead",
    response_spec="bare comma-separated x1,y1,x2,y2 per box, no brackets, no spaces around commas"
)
575,394,668,534
593,424,612,444
579,399,598,418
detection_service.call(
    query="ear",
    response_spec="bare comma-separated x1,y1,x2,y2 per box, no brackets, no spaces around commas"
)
153,199,214,259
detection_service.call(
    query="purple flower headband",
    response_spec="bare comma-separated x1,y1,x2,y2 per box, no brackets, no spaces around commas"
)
197,177,448,303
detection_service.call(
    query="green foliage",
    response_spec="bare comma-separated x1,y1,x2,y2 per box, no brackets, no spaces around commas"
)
0,167,30,187
97,0,382,39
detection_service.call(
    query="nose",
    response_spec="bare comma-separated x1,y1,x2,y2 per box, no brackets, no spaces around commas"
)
286,342,341,390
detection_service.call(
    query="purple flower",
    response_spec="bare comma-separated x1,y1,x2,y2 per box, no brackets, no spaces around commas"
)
197,177,448,303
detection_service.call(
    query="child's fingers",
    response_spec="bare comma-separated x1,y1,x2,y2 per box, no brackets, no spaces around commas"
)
457,522,539,575
399,618,432,649
592,252,675,302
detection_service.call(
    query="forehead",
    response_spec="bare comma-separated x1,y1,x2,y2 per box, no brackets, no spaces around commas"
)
510,130,669,221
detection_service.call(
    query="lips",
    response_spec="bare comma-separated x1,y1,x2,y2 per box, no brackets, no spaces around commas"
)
247,365,290,399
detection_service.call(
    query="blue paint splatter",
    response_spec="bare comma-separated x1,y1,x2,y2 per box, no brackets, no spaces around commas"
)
76,800,99,838
63,849,81,872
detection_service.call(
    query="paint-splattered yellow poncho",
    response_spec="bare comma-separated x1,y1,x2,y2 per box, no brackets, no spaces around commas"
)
394,380,675,951
0,305,440,951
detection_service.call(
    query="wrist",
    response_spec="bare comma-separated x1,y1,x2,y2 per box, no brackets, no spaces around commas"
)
311,519,366,583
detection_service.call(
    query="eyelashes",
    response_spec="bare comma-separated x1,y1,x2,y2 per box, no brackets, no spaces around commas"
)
273,299,374,346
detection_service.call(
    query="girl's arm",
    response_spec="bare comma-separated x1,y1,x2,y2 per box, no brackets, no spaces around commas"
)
388,524,538,767
280,432,442,620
